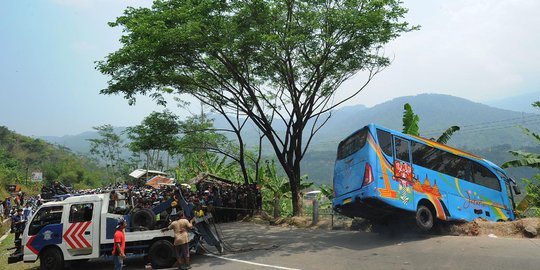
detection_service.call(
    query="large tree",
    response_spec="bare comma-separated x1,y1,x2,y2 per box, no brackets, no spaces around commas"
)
126,110,181,171
98,0,416,215
87,124,124,179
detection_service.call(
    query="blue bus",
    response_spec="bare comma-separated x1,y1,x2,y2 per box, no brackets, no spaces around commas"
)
332,124,521,231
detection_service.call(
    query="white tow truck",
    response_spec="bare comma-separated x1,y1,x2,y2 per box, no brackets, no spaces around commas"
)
8,191,223,270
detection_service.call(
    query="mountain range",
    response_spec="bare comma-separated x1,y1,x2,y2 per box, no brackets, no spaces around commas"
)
40,93,540,186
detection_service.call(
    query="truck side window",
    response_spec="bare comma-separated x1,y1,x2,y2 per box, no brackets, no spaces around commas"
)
69,203,94,223
28,206,63,236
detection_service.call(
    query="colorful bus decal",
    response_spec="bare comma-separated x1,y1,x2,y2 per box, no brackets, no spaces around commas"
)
367,131,447,220
366,133,397,199
447,174,508,220
367,128,508,222
334,124,518,230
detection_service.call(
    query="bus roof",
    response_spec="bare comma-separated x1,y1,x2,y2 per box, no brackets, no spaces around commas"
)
367,123,483,161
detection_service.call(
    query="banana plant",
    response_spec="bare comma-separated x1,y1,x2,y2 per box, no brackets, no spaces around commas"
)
402,103,460,144
501,101,540,215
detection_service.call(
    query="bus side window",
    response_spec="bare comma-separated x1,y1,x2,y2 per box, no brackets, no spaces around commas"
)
395,137,410,162
472,163,501,191
377,129,393,157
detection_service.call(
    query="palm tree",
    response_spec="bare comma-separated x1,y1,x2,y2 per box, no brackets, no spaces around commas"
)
401,103,460,144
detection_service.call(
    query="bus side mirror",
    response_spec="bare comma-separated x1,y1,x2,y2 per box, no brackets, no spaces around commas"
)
513,185,521,195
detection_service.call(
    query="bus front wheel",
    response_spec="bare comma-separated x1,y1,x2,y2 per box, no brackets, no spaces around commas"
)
415,205,434,232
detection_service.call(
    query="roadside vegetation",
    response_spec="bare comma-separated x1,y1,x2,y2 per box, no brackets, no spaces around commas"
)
503,101,540,217
0,126,106,195
97,0,418,216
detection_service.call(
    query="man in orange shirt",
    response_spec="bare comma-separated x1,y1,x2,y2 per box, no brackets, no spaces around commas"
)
162,211,195,270
112,219,126,270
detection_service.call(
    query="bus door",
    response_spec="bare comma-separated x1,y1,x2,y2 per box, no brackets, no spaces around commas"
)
392,137,414,209
467,163,509,221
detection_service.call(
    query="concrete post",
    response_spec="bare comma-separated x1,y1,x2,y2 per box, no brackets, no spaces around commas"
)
273,198,280,218
312,199,319,225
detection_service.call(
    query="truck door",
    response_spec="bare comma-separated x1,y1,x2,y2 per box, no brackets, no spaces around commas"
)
63,202,99,259
24,206,64,261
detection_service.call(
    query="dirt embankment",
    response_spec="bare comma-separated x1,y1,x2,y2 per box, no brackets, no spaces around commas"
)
245,212,540,239
450,218,540,238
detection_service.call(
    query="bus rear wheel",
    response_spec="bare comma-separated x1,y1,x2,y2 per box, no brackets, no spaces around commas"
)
415,205,434,232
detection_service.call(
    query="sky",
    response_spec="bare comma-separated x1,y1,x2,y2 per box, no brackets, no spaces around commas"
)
1,0,539,137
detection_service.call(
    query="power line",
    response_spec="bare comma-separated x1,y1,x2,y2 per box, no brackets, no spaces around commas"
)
422,115,540,137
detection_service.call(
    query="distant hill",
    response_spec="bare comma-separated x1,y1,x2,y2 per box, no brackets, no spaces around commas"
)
39,94,540,186
0,126,106,194
307,94,540,151
41,127,128,155
486,91,540,113
299,94,540,185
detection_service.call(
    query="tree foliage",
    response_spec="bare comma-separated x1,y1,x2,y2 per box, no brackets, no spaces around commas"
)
501,101,540,215
401,103,460,144
126,110,181,170
0,126,105,191
88,124,124,178
436,126,460,144
502,101,540,170
402,103,420,136
98,0,416,215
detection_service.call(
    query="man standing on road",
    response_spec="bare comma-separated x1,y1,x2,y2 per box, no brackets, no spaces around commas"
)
161,211,195,270
112,219,126,270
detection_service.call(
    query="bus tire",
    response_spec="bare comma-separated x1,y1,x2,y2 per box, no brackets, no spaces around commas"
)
132,208,156,230
149,240,176,269
40,247,64,270
415,205,434,232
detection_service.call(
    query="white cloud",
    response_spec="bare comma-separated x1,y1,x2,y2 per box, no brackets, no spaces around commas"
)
338,0,540,107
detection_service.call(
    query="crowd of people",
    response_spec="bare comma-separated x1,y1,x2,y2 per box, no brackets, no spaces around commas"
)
117,180,263,225
1,178,263,241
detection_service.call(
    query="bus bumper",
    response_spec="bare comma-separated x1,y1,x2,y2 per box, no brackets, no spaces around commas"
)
334,197,400,219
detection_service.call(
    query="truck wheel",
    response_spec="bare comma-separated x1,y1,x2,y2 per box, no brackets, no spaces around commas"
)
132,208,156,230
40,247,64,270
149,240,176,269
415,205,434,232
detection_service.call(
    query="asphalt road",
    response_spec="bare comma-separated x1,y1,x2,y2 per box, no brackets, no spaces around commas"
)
73,221,540,270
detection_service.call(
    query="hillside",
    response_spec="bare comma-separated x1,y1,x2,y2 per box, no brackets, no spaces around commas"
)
302,94,540,185
308,94,540,152
38,94,540,186
0,126,106,195
487,91,540,114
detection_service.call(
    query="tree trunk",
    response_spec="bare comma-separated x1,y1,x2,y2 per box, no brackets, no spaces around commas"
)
288,162,302,216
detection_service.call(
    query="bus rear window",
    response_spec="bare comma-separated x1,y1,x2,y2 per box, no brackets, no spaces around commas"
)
337,128,368,160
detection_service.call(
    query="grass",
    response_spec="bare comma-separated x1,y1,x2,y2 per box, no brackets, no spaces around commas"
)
0,229,39,270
